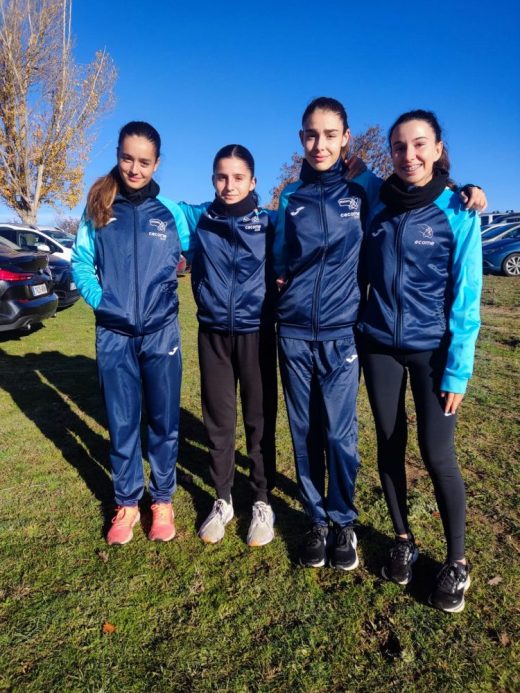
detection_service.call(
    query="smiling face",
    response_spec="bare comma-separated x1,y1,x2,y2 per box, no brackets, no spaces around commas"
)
117,134,160,191
212,157,256,205
390,119,443,187
300,108,349,172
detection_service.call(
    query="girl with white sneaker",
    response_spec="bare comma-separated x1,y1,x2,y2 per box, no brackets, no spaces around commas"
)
179,145,277,546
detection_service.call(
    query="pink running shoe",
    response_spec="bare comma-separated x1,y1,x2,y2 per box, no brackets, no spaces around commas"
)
107,505,140,546
149,502,176,542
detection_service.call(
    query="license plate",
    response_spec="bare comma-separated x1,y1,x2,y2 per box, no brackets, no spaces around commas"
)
70,281,76,290
31,284,47,297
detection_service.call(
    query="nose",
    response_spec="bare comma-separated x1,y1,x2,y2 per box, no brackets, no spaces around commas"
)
404,144,416,161
130,159,139,174
315,134,326,151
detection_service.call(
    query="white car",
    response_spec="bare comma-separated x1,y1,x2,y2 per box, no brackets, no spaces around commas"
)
0,223,72,261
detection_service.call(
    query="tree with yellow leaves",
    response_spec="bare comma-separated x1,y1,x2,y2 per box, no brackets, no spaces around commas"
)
0,0,116,224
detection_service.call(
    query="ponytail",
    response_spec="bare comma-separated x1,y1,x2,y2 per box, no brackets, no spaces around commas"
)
87,167,119,229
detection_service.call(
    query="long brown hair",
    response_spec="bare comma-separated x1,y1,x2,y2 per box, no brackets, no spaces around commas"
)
87,121,161,228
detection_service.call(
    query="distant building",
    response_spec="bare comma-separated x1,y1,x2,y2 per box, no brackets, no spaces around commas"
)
480,210,520,226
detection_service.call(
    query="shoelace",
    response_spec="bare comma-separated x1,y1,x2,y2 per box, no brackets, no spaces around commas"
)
390,540,415,562
213,499,229,520
151,503,171,522
253,502,269,523
334,526,353,547
436,563,466,593
307,525,328,544
112,506,136,525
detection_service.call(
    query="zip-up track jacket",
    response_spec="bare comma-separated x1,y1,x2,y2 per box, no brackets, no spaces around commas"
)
357,187,482,393
72,194,189,336
180,202,276,334
273,159,381,340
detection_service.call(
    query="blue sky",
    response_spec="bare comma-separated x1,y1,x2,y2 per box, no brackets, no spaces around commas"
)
7,0,520,223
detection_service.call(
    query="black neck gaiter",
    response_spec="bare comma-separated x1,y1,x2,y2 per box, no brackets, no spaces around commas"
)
380,170,449,213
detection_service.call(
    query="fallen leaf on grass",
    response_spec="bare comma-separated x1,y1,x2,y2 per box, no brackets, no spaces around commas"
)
102,621,117,634
432,511,441,519
499,633,511,647
487,576,503,586
97,550,109,563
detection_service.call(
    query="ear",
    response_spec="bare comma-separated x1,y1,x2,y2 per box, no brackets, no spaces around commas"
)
299,129,305,147
153,157,161,172
434,141,443,162
249,176,257,192
342,129,351,149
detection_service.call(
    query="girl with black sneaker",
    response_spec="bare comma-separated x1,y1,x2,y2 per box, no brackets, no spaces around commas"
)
357,110,483,612
178,145,278,547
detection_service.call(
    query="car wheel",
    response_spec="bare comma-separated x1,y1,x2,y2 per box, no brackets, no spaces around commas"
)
502,253,520,277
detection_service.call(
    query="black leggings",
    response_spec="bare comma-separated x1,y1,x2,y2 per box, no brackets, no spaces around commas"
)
362,344,466,562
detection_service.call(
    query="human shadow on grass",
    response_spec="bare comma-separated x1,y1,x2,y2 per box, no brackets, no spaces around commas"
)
0,349,113,522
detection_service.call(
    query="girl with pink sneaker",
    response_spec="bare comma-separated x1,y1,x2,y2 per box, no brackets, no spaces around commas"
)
72,121,190,545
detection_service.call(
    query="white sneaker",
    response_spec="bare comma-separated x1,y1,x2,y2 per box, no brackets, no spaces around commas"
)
198,498,234,544
247,501,275,547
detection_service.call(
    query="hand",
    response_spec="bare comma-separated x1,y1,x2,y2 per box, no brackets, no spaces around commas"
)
440,391,464,415
344,155,367,180
460,186,487,212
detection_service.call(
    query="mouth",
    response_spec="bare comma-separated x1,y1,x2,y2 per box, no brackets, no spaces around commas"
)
401,164,422,174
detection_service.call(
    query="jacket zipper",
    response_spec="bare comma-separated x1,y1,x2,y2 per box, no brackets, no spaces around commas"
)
133,206,142,334
393,211,409,348
312,182,328,340
229,216,238,335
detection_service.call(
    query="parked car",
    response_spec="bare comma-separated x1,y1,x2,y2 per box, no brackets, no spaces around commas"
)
482,227,520,277
0,238,58,332
481,222,520,245
0,223,72,261
36,225,76,246
46,254,80,309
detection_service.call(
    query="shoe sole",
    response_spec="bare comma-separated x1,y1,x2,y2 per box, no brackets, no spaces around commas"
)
299,558,326,568
331,554,359,571
428,574,471,613
381,549,419,585
149,529,176,542
247,533,275,547
198,514,233,544
107,511,141,546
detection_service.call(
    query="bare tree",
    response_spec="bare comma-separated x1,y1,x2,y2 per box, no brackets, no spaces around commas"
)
268,125,392,209
54,214,79,234
0,0,116,223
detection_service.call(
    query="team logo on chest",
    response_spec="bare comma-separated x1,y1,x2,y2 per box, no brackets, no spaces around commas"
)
338,197,360,219
148,218,167,240
243,214,262,231
414,224,435,246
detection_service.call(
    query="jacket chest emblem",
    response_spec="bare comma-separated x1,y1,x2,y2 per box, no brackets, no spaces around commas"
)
414,224,435,246
148,218,167,240
338,197,360,219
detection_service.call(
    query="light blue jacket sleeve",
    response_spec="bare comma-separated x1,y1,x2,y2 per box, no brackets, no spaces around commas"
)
72,211,102,310
353,169,384,225
441,201,482,394
273,182,300,277
157,195,193,252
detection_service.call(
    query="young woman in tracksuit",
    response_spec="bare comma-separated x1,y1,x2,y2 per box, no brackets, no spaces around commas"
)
179,145,278,547
357,110,482,612
72,121,189,546
273,97,383,570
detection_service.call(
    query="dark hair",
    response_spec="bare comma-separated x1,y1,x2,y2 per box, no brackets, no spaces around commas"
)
212,144,259,205
388,109,451,176
88,121,161,227
117,121,161,159
301,97,349,131
212,144,255,176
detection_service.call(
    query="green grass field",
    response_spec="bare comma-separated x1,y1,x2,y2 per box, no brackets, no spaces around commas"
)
0,276,518,692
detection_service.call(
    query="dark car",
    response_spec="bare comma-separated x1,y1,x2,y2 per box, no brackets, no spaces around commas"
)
482,227,520,277
0,238,58,332
47,254,80,309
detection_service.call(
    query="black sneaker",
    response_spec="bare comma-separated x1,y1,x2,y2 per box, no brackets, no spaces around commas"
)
381,537,419,585
330,524,359,571
429,561,471,613
299,524,329,567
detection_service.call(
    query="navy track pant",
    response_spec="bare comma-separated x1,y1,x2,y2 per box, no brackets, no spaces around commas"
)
96,319,182,506
278,335,360,526
361,343,465,562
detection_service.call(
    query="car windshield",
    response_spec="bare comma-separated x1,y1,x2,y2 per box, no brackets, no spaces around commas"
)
481,223,519,242
0,236,22,250
42,230,75,246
